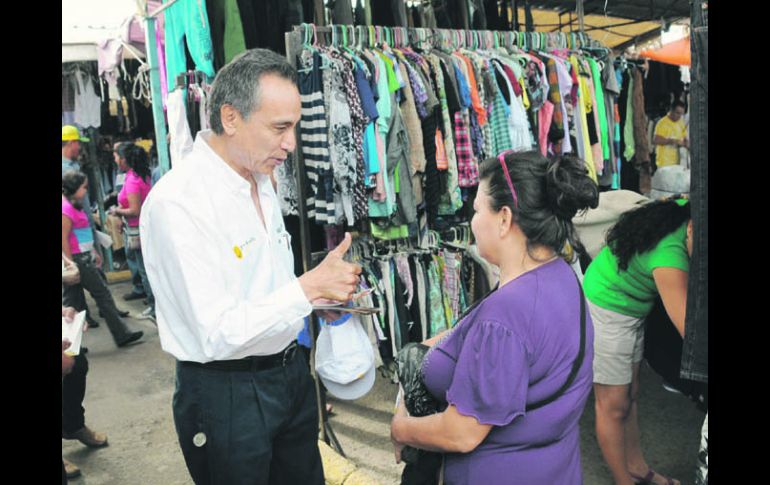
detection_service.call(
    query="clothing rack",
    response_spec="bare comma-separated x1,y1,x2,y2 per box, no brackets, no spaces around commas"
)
293,23,603,52
175,70,208,90
284,23,606,453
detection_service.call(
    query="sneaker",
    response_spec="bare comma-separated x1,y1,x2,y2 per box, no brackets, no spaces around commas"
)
62,426,109,448
63,458,81,478
141,307,157,322
117,331,144,348
662,382,684,395
86,316,100,328
123,291,147,301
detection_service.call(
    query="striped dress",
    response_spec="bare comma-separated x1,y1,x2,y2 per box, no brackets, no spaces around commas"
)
299,51,335,225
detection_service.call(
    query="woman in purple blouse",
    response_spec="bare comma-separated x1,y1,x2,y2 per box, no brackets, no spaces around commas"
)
391,151,600,484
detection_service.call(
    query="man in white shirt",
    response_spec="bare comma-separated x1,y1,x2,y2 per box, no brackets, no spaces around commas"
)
141,49,361,485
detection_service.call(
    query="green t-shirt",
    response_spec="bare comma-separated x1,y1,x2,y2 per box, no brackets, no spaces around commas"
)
583,222,689,318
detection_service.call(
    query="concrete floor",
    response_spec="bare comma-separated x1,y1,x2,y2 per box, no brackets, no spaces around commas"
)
63,279,705,484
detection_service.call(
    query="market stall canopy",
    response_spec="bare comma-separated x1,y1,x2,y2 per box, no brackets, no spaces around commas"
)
527,0,689,22
639,36,690,65
62,0,146,62
508,1,689,49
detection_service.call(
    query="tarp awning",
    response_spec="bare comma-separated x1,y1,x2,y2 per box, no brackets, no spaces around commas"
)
639,36,691,66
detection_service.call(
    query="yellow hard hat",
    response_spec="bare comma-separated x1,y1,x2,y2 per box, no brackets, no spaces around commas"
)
62,125,90,142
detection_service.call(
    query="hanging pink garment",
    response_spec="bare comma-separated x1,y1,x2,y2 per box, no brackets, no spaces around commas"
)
538,100,555,157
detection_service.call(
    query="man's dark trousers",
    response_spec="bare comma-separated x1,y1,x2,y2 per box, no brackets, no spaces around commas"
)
174,348,324,485
62,352,88,434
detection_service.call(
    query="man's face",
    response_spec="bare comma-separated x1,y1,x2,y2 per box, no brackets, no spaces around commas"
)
228,74,301,175
65,141,81,159
669,107,685,122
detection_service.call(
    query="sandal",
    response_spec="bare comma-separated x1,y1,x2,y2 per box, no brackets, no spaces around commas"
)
630,469,680,485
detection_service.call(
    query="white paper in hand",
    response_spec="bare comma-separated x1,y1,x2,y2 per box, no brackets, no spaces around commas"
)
62,311,86,356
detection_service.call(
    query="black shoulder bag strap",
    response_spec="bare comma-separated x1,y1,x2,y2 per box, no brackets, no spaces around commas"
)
525,273,587,412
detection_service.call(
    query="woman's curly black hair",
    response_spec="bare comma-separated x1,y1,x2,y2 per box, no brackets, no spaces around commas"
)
606,199,691,271
116,142,152,181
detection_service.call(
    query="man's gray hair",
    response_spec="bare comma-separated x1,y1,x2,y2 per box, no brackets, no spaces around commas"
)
208,49,298,135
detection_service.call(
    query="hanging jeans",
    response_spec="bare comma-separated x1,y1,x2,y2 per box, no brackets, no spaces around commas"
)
164,0,216,87
681,0,708,384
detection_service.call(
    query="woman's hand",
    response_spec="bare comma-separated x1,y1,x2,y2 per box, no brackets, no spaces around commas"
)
62,306,77,323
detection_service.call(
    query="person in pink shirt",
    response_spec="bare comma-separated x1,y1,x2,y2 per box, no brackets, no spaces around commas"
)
110,143,155,320
62,170,144,348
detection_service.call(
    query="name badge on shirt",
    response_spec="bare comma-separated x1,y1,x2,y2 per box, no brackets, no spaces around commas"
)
233,237,257,260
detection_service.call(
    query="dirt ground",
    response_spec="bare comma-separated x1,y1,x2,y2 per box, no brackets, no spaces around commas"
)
63,279,705,484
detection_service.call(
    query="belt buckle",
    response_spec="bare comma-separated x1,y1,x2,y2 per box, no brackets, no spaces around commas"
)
282,342,297,366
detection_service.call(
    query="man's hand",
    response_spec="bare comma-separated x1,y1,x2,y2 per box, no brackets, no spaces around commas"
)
299,233,362,303
62,340,75,376
311,299,346,322
93,250,103,269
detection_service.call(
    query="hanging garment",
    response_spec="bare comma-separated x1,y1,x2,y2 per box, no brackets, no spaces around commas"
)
425,55,462,215
237,0,303,55
587,58,610,162
327,54,359,225
342,63,370,223
455,111,479,187
331,0,354,24
538,100,555,157
299,52,334,224
275,152,299,217
97,38,124,86
425,255,448,337
167,89,195,166
631,68,651,165
164,0,216,87
207,0,247,71
74,71,102,129
623,71,636,162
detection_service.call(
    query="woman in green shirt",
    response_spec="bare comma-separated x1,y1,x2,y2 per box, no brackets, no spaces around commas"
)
583,198,691,485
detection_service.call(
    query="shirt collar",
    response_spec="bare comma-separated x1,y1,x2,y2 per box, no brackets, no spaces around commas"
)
194,130,256,195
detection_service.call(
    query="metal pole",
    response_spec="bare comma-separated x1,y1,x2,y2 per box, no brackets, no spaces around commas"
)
577,0,585,33
286,29,328,446
143,13,171,175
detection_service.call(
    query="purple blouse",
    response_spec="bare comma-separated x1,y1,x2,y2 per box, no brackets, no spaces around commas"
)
422,258,594,484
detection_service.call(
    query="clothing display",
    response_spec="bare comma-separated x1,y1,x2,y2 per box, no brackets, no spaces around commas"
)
347,236,493,369
278,26,620,238
163,0,216,88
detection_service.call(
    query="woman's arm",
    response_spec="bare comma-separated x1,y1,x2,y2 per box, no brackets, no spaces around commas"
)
653,267,688,337
62,215,73,260
115,193,142,218
391,400,493,454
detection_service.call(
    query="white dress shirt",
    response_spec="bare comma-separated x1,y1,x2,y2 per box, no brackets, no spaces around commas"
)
140,130,312,362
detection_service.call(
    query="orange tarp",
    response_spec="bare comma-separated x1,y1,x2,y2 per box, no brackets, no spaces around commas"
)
640,37,691,66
